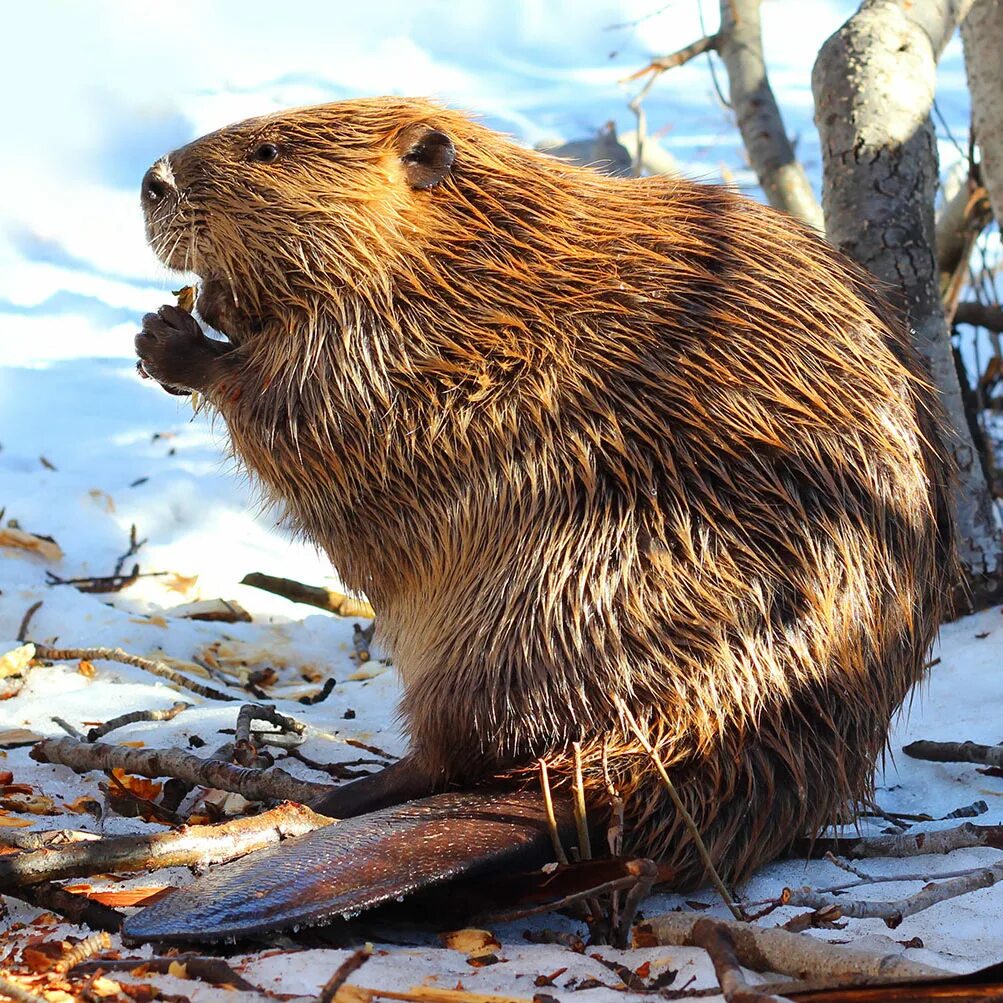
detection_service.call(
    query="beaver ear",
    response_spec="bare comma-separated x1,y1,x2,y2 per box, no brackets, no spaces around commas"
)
397,124,455,190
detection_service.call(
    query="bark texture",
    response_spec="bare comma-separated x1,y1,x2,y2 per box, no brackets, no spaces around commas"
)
962,1,1003,227
813,0,1000,607
717,0,824,229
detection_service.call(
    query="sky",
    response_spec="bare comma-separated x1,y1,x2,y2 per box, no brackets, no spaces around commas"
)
3,0,903,363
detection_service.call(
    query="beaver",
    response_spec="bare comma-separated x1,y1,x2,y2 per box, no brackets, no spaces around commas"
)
132,96,954,932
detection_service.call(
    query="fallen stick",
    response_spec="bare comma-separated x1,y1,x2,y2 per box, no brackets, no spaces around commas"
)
0,802,330,888
241,571,375,619
31,644,237,702
800,821,1003,859
87,701,191,742
234,703,304,747
903,739,1003,769
72,954,265,993
785,858,1003,928
320,947,374,1003
7,880,124,932
16,601,42,643
615,696,741,920
0,829,99,851
335,988,535,1003
31,737,334,804
640,913,949,982
0,974,47,1003
690,918,790,1003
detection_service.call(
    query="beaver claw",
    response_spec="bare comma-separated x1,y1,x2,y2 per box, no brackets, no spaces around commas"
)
122,787,573,944
135,305,229,394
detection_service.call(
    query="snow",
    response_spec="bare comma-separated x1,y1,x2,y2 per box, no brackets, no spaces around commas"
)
1,1,1000,999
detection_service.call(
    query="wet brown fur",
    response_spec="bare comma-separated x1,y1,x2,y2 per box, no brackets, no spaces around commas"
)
143,97,955,888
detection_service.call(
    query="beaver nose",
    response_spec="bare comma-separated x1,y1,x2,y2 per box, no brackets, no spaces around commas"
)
142,161,177,206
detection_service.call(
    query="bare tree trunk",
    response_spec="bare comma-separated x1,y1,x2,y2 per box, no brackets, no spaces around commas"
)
962,1,1003,226
813,0,1000,608
717,0,824,229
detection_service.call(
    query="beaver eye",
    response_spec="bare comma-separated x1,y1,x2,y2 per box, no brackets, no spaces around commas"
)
250,142,281,164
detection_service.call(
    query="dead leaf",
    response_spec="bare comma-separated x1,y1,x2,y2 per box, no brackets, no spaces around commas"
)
22,941,63,972
64,796,102,815
167,960,188,979
77,659,96,678
87,489,116,514
0,643,35,679
110,769,162,801
89,976,124,998
0,527,63,561
128,615,168,628
0,813,33,828
439,929,501,959
174,285,196,312
64,884,173,907
165,572,199,595
1,794,57,815
118,741,145,748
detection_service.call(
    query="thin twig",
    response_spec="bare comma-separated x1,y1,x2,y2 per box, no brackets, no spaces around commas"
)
905,738,1003,768
538,759,569,865
9,880,124,932
784,859,1003,928
619,34,719,83
319,946,374,1003
54,932,112,973
113,523,147,577
87,701,191,742
571,741,592,861
615,696,741,919
0,829,99,851
641,913,949,982
71,955,265,992
51,716,85,740
300,677,337,705
690,918,789,1003
31,736,333,804
31,644,237,702
795,820,1003,859
16,601,42,644
234,703,305,766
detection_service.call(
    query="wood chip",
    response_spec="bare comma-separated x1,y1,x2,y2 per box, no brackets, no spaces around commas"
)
0,527,63,562
0,643,35,679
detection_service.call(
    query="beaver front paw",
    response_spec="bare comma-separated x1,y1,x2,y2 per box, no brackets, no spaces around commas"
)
135,305,221,394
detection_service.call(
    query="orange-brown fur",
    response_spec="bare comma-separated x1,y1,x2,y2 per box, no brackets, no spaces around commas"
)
143,97,955,887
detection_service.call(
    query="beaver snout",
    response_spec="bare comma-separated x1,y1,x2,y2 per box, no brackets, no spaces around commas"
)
141,160,177,210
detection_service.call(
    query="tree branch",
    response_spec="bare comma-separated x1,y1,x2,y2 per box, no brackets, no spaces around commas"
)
955,301,1003,333
717,0,824,228
619,34,719,83
962,0,1003,229
640,912,948,981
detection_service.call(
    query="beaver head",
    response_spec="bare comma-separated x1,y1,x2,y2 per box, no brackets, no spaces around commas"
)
141,97,467,342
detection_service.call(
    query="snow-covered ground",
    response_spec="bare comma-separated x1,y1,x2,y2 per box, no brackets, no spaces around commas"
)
2,2,1000,1000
